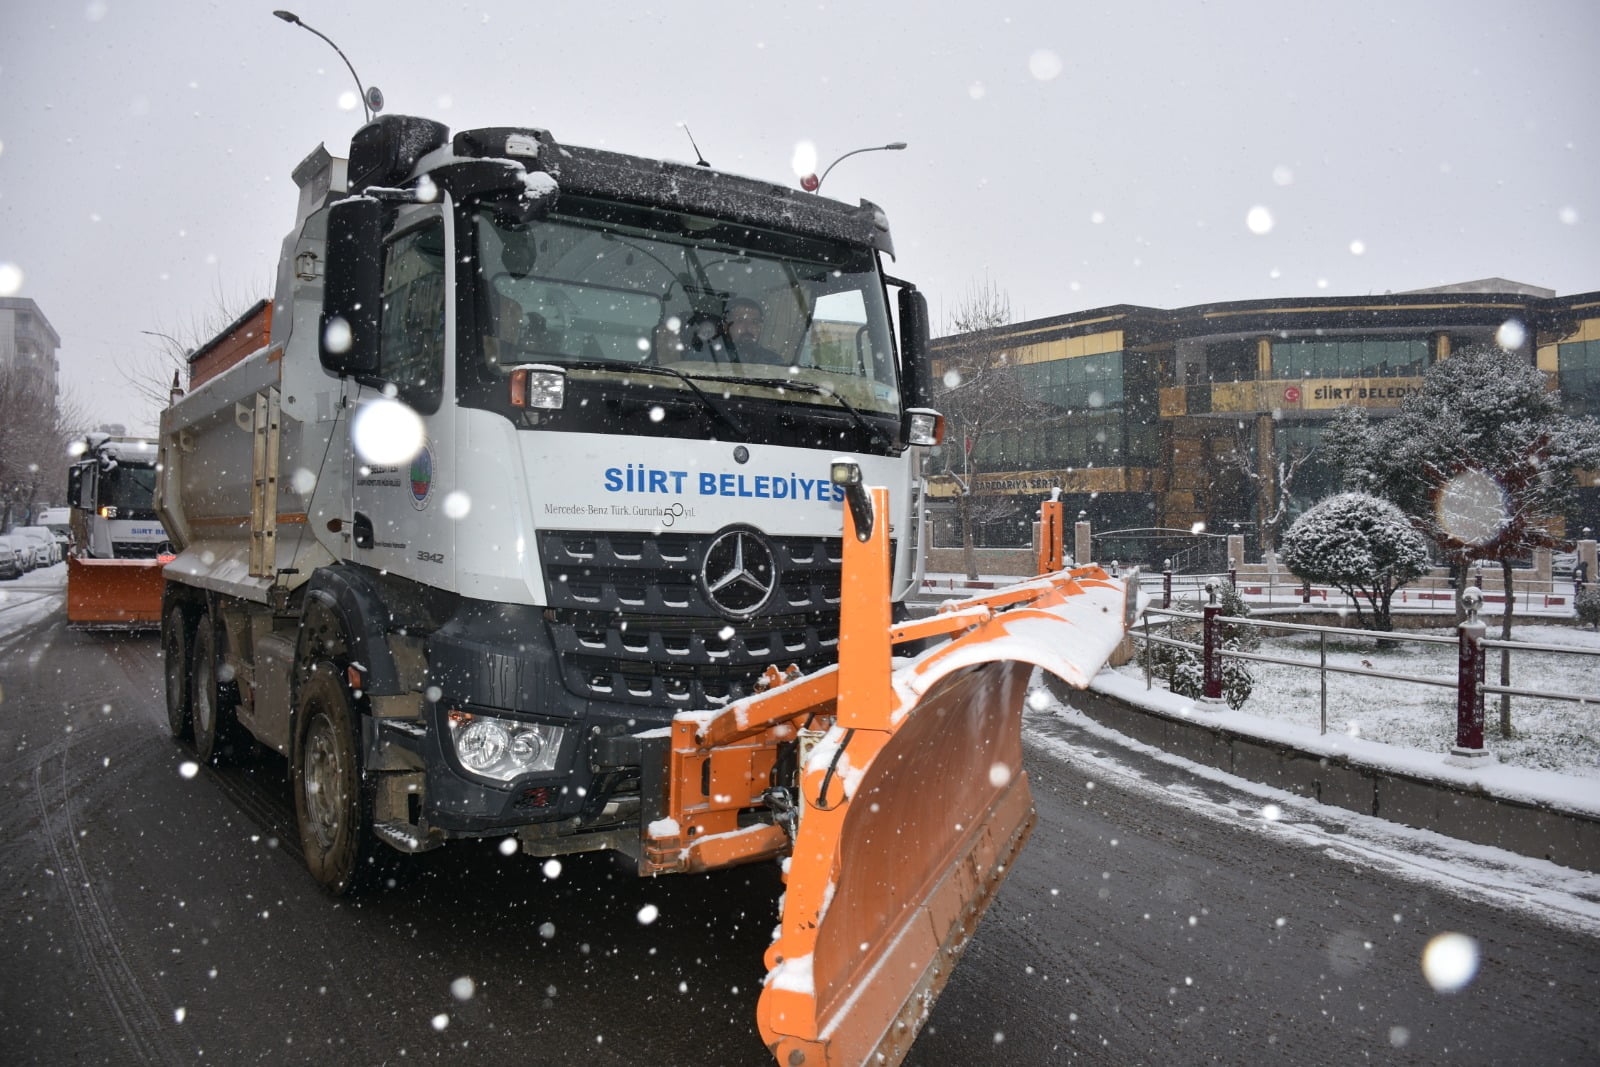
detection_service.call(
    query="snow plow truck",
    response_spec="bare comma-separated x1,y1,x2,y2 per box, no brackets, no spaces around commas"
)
64,433,170,629
155,114,1134,1065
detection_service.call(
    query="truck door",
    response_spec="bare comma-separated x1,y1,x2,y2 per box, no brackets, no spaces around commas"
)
349,207,455,581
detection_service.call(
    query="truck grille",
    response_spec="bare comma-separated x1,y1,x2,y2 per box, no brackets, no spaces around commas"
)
113,543,166,560
538,530,883,708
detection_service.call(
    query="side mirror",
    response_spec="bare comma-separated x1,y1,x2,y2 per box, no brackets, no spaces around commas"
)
320,197,386,378
897,287,931,410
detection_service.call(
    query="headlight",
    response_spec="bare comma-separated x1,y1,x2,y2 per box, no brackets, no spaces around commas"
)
447,711,564,781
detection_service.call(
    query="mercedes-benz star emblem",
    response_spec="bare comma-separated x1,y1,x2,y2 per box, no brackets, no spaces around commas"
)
700,528,777,619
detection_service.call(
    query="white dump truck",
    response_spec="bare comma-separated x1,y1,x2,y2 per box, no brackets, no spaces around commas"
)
157,113,1144,1066
156,114,943,892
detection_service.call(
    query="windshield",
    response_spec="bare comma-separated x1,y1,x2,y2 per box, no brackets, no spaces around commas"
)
102,464,159,519
470,200,901,416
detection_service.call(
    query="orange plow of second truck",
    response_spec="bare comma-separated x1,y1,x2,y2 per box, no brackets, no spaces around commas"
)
643,487,1134,1065
66,555,166,630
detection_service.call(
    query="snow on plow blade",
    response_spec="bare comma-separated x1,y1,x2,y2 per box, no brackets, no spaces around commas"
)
66,556,166,630
643,486,1131,1066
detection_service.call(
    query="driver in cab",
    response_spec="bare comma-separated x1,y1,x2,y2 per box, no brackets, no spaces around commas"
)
655,297,788,366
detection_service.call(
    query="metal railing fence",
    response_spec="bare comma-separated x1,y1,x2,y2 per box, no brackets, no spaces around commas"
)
1133,600,1598,753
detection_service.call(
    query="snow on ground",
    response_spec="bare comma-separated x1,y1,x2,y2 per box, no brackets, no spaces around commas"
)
922,572,1598,789
1022,688,1600,939
1116,621,1600,782
0,564,66,643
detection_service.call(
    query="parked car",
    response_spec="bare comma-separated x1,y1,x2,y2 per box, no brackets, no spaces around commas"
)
12,526,60,567
0,533,30,578
36,506,75,555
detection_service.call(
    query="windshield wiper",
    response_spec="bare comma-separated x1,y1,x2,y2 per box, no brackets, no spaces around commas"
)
540,359,748,438
710,374,894,448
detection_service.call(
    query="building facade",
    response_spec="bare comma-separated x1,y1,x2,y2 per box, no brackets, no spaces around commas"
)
927,281,1600,566
0,296,61,398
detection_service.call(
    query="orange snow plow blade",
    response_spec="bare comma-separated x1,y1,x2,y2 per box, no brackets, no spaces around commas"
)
644,476,1133,1066
66,556,166,630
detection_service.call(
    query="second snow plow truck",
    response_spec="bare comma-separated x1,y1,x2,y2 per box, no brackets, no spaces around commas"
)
65,433,170,629
156,114,1133,1065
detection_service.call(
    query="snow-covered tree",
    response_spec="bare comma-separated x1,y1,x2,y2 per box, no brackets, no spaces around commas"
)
1338,345,1600,590
1280,492,1429,632
1327,343,1600,733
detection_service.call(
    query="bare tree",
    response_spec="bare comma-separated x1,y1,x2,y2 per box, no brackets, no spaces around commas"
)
120,281,267,426
944,275,1012,336
933,277,1045,579
0,363,82,528
1216,419,1317,554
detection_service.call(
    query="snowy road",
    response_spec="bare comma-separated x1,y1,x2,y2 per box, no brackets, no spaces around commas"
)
1,585,1596,1064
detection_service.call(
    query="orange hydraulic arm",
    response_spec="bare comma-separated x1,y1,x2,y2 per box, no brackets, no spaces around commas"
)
642,472,1132,1066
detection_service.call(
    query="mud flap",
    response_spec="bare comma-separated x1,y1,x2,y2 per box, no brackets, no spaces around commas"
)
66,556,165,630
754,485,1130,1066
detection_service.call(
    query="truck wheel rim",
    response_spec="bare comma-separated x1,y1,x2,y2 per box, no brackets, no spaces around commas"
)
303,712,346,851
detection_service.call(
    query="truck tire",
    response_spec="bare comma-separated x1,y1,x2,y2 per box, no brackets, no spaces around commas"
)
191,612,246,765
291,661,385,895
163,603,193,741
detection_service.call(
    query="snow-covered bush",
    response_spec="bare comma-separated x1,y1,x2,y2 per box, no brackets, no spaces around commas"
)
1164,649,1254,710
1149,578,1255,709
1280,492,1429,632
1578,585,1600,631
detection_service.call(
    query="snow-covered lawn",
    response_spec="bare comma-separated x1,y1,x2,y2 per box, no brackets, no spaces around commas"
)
1115,622,1600,780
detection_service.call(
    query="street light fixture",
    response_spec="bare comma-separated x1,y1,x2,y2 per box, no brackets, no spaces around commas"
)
273,10,382,122
139,329,185,349
801,142,907,192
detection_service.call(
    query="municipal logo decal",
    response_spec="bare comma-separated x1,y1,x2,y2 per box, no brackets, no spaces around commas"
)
410,443,434,510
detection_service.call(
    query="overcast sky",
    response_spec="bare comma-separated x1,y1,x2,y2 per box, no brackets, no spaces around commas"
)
3,0,1596,433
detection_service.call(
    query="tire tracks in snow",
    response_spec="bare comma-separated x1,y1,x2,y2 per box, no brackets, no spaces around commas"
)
32,742,179,1066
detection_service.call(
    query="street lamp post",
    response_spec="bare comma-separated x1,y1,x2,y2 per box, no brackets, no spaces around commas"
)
273,10,382,122
802,142,907,192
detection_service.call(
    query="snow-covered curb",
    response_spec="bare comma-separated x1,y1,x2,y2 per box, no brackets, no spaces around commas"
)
1088,668,1600,821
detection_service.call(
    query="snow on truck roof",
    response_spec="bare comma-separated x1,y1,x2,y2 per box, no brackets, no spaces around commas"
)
80,435,158,464
344,115,896,257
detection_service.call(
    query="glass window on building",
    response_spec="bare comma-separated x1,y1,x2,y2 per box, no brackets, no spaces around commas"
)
1270,336,1428,379
1016,351,1125,411
1274,422,1343,519
1205,339,1257,383
1558,338,1600,416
